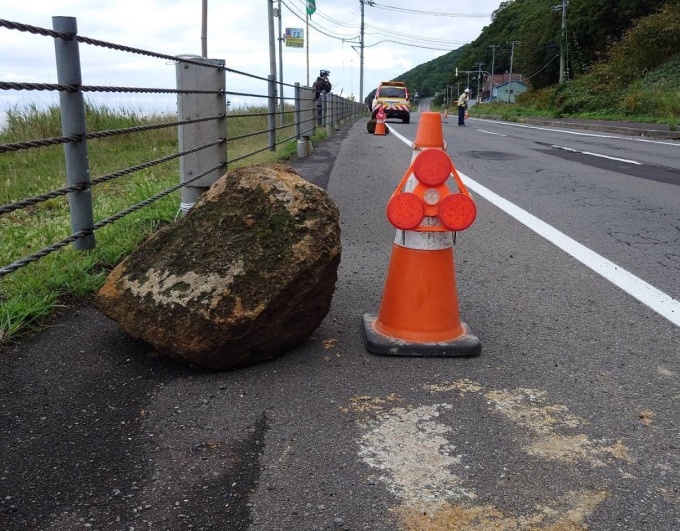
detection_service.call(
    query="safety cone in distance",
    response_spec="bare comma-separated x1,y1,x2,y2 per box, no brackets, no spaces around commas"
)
361,115,480,357
374,106,387,136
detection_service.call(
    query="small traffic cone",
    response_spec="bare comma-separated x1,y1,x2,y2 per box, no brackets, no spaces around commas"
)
374,106,387,136
361,112,481,357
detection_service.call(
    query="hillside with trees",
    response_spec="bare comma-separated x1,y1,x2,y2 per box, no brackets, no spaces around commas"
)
386,0,680,121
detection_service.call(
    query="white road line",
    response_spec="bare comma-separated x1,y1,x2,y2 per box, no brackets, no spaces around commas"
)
476,119,680,147
551,144,642,165
388,126,411,147
390,128,680,328
479,129,508,137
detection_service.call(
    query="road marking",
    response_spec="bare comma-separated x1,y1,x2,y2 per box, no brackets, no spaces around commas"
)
551,144,642,164
390,128,680,328
478,129,508,136
476,119,680,147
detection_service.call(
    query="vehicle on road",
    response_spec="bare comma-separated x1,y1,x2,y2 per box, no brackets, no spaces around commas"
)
371,81,411,124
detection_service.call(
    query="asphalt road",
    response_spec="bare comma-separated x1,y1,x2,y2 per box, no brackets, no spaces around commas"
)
2,112,679,531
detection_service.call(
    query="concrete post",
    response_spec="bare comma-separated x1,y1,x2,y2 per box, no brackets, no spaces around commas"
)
176,56,226,215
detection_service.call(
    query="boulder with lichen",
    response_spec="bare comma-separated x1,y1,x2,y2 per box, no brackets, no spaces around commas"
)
95,164,341,370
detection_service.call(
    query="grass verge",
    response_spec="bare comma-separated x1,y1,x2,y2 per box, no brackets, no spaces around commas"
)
0,102,337,345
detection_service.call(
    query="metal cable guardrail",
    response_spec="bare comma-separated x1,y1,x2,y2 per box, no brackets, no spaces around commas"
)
0,162,225,278
0,114,224,153
0,15,368,282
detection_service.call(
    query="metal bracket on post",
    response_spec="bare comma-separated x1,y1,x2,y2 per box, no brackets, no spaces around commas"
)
176,56,227,215
52,16,95,250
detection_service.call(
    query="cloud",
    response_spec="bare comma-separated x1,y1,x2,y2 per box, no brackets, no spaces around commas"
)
1,0,500,114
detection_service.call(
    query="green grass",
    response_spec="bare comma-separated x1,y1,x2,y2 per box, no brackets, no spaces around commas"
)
0,102,338,345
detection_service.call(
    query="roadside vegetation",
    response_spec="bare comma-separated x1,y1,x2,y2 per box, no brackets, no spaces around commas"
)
411,1,679,127
471,1,680,127
0,103,327,344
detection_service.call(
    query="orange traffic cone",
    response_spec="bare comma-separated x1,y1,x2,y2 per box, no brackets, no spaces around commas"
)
412,111,446,152
361,112,481,357
374,106,387,136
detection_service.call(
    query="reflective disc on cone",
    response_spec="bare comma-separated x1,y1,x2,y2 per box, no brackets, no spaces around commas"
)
387,192,425,230
438,193,477,231
413,149,451,186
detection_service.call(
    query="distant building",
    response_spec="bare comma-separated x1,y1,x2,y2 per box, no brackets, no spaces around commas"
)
483,73,527,103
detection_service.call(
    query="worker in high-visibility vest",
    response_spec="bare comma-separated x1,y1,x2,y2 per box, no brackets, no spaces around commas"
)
457,88,470,127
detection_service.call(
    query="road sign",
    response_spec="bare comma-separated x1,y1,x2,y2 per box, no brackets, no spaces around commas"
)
286,28,304,48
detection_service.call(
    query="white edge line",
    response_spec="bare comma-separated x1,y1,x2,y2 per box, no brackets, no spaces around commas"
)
391,129,680,328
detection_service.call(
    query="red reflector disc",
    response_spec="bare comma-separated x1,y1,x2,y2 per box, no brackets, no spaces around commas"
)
413,149,451,186
438,193,477,231
386,193,425,230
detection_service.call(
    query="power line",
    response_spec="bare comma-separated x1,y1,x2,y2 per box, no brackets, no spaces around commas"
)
282,0,360,40
523,54,560,81
284,0,469,49
369,2,491,18
363,23,468,46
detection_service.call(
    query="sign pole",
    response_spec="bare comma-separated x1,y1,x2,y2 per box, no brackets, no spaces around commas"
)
306,12,310,86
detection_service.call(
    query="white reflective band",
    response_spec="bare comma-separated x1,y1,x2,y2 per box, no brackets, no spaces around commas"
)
394,217,453,250
180,202,196,213
403,173,418,192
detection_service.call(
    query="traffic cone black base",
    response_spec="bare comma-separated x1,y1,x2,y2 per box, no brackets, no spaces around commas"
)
361,314,480,357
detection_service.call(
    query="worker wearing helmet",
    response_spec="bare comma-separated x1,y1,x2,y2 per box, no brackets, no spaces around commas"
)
457,88,470,127
313,69,332,125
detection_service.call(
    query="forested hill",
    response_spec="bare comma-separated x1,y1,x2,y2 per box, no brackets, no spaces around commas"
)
386,0,679,103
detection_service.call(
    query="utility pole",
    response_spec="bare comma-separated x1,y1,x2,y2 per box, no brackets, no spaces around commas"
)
268,0,277,83
489,44,499,100
358,0,375,105
475,62,484,103
277,0,284,126
360,0,365,105
267,0,279,122
201,0,207,57
560,1,567,83
507,41,518,103
551,2,568,82
305,13,309,85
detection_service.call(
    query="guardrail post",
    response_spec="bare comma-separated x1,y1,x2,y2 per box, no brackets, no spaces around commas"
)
268,75,276,151
295,83,307,158
325,93,333,137
176,56,227,215
300,85,316,158
52,16,95,250
333,95,340,131
294,83,301,140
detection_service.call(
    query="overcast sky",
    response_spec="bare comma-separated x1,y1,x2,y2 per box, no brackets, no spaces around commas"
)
1,0,504,116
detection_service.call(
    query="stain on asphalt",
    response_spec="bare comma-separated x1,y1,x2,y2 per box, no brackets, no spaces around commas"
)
347,379,632,531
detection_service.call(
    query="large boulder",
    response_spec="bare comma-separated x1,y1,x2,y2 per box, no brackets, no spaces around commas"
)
95,164,341,370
